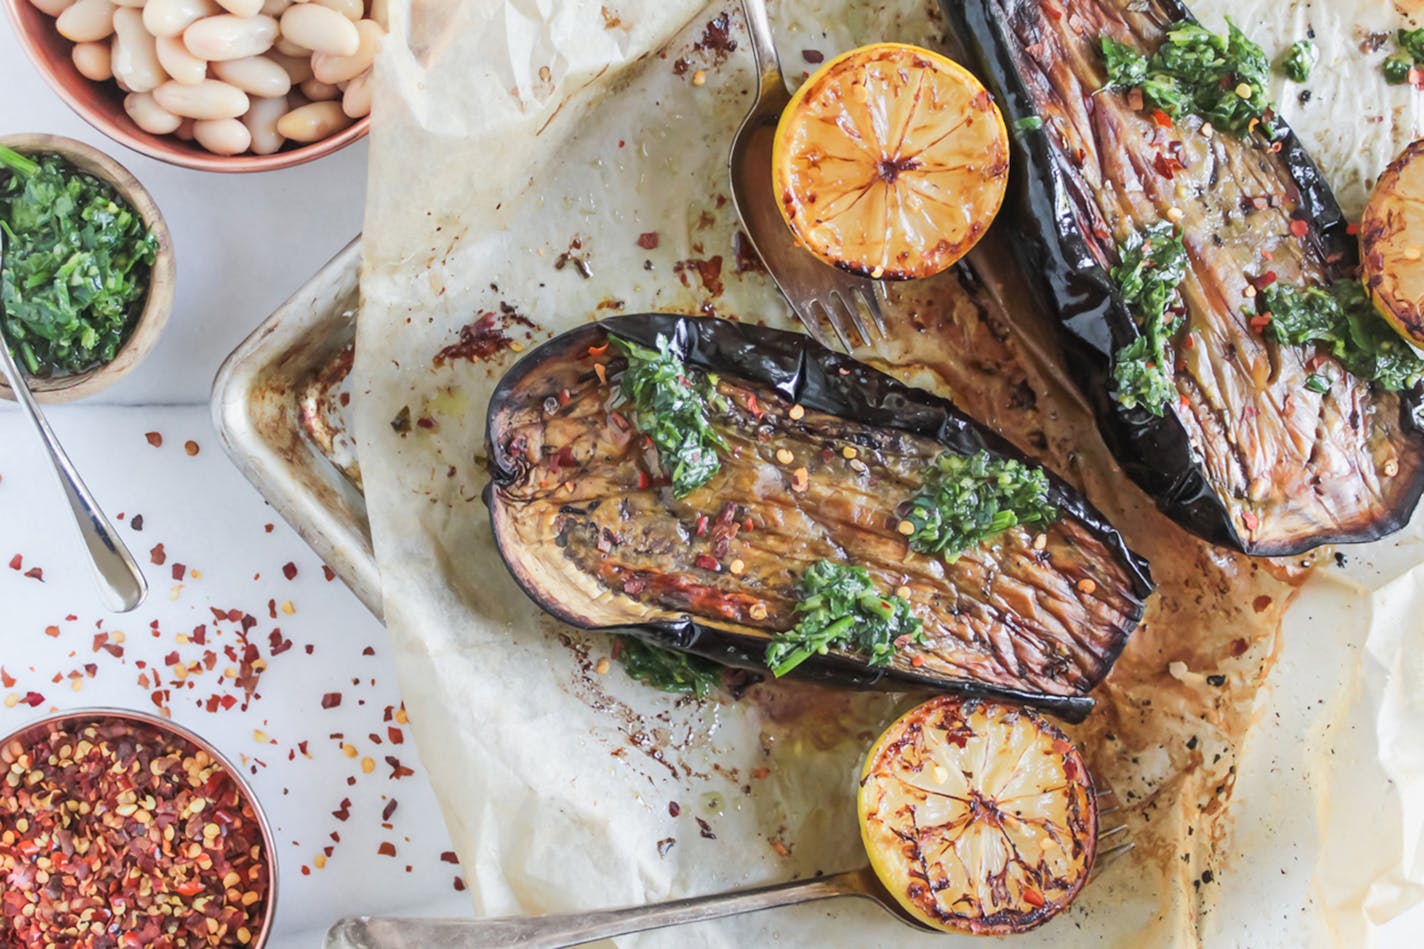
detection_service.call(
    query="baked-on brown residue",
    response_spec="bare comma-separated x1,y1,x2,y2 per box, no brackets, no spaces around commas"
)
433,305,537,367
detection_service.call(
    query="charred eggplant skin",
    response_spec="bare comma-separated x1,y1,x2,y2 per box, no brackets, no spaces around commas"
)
484,314,1153,723
946,0,1424,554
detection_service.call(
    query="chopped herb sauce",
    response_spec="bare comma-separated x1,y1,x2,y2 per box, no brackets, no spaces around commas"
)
1013,115,1044,133
610,334,727,497
899,450,1059,562
1100,19,1274,137
1108,223,1188,415
615,636,723,698
1279,40,1316,82
1258,281,1424,392
1388,28,1424,83
764,560,922,677
0,146,157,377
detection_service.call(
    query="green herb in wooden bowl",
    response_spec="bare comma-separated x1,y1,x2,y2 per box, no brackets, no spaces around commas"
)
0,135,173,403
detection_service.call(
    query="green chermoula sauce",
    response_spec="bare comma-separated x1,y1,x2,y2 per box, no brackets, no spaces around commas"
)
0,146,157,378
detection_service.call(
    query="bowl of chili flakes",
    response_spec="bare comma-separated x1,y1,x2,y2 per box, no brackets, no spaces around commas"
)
0,709,275,947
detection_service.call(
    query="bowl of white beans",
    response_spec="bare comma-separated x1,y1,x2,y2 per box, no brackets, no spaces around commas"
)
4,0,379,172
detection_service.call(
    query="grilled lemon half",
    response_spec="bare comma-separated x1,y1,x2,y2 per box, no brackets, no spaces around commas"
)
1363,139,1424,347
771,42,1009,281
857,695,1097,935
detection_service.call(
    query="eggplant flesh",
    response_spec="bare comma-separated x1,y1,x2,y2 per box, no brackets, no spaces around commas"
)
949,0,1424,555
485,314,1153,722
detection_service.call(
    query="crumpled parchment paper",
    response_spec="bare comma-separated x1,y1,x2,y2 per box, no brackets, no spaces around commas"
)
351,0,1424,944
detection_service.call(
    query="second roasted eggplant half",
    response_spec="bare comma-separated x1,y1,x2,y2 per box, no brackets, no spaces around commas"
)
950,0,1424,555
485,315,1152,722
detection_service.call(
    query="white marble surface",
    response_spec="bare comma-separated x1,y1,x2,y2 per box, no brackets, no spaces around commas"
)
1,18,465,947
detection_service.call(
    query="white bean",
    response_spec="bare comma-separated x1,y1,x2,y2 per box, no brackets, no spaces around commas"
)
174,117,197,140
267,50,313,85
309,0,359,21
286,89,310,111
242,95,287,155
258,0,291,15
311,19,380,85
124,91,182,134
299,77,339,101
153,78,249,119
193,118,251,155
183,14,277,61
279,4,358,56
110,0,145,7
214,0,263,15
275,100,351,142
111,8,166,93
142,0,219,38
212,55,291,97
72,42,113,82
28,0,76,18
272,35,309,57
155,35,207,85
368,0,387,30
340,69,370,119
56,0,116,43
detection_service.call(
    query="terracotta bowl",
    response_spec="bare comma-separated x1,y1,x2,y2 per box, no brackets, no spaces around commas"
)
0,134,175,403
0,708,278,946
3,0,369,172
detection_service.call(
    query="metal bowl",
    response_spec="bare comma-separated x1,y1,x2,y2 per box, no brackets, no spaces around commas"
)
0,707,279,946
0,133,176,404
2,0,369,173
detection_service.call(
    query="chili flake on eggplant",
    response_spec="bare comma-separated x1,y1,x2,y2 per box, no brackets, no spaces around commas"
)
485,315,1152,721
950,0,1424,555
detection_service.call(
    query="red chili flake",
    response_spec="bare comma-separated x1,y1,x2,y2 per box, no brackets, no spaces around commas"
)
145,432,163,447
381,799,398,821
384,756,415,779
22,691,43,707
636,232,660,250
322,565,337,582
1412,66,1424,89
1152,151,1185,179
696,818,716,840
453,877,466,891
321,692,343,709
694,514,710,536
746,393,764,419
24,567,43,582
1023,887,1046,908
910,655,926,668
1241,511,1259,531
440,851,460,864
43,625,59,638
802,49,824,63
668,801,681,817
637,470,652,490
282,562,298,581
0,667,12,688
694,554,720,572
1230,638,1250,657
1346,222,1360,236
172,563,186,581
149,543,166,565
362,646,376,656
1150,108,1172,128
1289,219,1309,238
387,726,404,744
129,513,144,531
1249,313,1272,331
7,554,21,571
332,798,352,821
1252,594,1273,613
377,842,397,858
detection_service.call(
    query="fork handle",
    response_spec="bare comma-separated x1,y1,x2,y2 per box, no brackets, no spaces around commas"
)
739,0,786,96
324,869,871,949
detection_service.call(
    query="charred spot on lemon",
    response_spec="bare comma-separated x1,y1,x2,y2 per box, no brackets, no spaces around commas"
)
857,695,1096,935
1363,139,1424,347
771,43,1009,281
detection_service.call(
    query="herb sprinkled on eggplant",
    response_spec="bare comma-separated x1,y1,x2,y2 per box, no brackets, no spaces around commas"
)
765,561,923,677
897,451,1059,561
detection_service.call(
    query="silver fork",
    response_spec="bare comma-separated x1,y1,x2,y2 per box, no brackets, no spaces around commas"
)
728,0,887,353
323,791,1132,948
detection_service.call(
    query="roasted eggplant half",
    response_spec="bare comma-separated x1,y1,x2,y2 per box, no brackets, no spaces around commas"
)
485,314,1152,721
948,0,1424,555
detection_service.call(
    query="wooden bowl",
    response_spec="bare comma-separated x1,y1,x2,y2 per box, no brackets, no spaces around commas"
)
2,0,369,172
1,134,175,403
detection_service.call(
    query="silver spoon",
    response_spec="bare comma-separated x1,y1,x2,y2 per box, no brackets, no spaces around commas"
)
0,230,147,612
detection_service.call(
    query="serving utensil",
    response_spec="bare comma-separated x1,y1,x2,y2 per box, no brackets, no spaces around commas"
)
325,796,1132,948
728,0,886,353
0,230,148,613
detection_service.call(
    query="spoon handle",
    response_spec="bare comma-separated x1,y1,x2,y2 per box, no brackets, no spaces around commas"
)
740,0,786,96
0,342,147,613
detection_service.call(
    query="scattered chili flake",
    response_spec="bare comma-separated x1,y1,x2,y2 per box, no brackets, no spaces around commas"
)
384,756,415,779
381,799,398,822
282,562,298,581
23,691,43,707
636,470,652,490
453,876,466,891
172,563,186,581
1289,219,1309,238
1241,510,1259,531
1346,222,1359,236
332,799,352,821
7,554,21,570
0,667,12,688
694,554,720,572
150,543,166,565
185,440,200,456
636,232,660,250
24,567,44,582
44,625,59,637
770,840,791,858
1150,108,1172,128
321,692,343,709
377,842,397,858
440,850,460,864
802,49,824,63
696,817,716,840
131,513,144,531
145,432,163,447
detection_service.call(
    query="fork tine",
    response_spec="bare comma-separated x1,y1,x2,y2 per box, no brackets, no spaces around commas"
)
855,283,887,339
793,302,837,351
1096,824,1127,841
816,298,857,353
1090,841,1135,881
828,289,872,349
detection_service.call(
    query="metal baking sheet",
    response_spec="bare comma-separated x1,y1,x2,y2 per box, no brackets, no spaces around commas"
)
211,237,381,618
